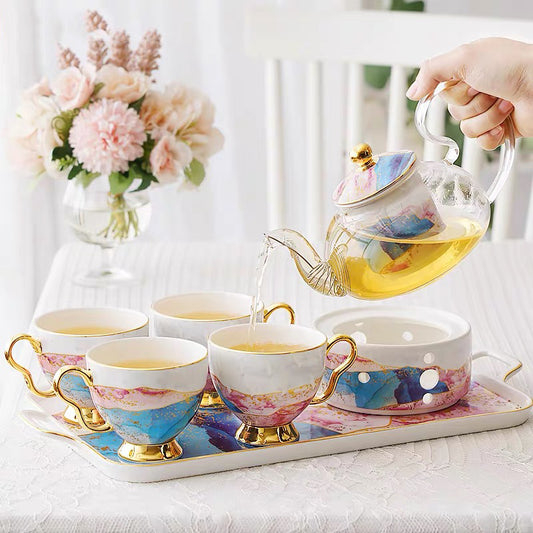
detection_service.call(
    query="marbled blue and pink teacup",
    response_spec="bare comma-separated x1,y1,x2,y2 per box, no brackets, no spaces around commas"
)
208,323,358,446
53,337,208,462
5,307,148,427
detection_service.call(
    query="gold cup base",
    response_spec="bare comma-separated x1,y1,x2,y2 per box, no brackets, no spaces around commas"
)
200,390,226,409
235,423,300,446
118,439,183,462
63,405,107,429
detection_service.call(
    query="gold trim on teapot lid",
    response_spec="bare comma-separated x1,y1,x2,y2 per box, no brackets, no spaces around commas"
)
334,144,416,206
350,143,377,171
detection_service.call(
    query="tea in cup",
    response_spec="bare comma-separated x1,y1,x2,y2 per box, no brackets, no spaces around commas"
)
208,323,358,446
151,292,295,409
53,337,207,461
4,307,148,427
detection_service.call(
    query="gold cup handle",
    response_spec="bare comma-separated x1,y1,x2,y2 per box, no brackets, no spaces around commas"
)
5,334,55,398
311,334,358,405
53,366,111,432
263,303,296,324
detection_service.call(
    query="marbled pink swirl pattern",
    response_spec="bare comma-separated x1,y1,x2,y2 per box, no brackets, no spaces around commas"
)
91,384,202,411
38,352,85,375
213,376,321,427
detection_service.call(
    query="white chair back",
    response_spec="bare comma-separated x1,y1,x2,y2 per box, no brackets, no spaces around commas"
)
246,8,533,242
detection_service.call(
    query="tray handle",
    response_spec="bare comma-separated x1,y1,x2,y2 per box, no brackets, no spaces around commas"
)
472,350,523,383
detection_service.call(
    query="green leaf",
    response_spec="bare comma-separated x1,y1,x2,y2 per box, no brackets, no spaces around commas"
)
132,175,153,192
128,161,157,192
92,82,104,97
364,65,391,89
67,164,83,180
77,171,100,188
184,159,205,186
52,144,72,161
109,172,134,195
391,0,424,11
129,94,146,113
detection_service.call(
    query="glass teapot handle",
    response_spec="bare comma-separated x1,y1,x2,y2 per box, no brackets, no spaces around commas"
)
415,80,516,203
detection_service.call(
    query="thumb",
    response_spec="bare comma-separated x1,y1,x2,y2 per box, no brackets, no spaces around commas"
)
407,47,467,100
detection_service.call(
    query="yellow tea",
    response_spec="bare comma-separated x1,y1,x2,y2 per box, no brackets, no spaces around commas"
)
55,326,120,335
327,217,483,299
111,358,178,369
231,342,308,353
174,311,242,320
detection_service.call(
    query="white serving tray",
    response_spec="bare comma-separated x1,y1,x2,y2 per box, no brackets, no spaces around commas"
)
20,352,532,483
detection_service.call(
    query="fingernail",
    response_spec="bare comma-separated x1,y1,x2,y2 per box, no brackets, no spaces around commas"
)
406,82,418,99
467,87,479,97
490,125,503,136
498,100,513,113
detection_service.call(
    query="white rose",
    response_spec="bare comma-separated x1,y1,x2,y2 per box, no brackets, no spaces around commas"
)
96,65,151,103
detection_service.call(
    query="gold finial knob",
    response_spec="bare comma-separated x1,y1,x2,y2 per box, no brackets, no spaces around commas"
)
350,143,376,171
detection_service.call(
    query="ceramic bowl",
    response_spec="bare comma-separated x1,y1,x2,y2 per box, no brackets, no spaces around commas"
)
314,305,472,415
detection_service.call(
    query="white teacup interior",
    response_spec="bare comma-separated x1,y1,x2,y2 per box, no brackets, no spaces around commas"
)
88,337,207,369
333,317,449,346
35,308,148,336
210,323,325,353
152,292,263,320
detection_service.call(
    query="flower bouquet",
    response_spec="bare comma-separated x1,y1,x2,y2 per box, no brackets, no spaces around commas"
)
10,10,223,285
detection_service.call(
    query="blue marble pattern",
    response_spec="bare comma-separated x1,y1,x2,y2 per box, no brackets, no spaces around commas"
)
78,407,338,464
374,151,415,192
98,394,202,444
45,372,93,407
324,367,448,410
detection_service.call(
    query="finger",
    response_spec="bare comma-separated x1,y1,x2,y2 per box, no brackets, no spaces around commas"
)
440,81,478,106
476,125,505,150
406,46,468,100
448,92,498,121
460,99,514,138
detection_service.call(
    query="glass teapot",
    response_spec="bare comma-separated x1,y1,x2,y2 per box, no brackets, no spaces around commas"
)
267,81,516,299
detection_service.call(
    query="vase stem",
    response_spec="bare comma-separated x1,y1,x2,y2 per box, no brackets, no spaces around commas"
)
100,246,116,274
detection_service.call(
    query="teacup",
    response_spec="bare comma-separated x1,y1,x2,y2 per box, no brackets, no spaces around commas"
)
208,323,358,446
4,307,148,427
151,292,295,409
53,337,207,462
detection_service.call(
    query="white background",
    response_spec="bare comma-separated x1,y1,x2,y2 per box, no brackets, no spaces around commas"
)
1,0,533,348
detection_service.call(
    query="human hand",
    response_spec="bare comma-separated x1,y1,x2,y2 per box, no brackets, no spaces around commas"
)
406,38,533,149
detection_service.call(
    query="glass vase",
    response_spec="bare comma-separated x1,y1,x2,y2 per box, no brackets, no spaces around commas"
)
63,176,152,287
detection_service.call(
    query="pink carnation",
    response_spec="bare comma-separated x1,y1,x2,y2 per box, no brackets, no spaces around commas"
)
69,99,146,175
149,133,192,184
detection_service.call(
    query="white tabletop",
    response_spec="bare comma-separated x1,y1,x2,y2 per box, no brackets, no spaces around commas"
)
2,240,533,532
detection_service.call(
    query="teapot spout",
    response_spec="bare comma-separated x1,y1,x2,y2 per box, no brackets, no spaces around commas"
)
266,229,347,297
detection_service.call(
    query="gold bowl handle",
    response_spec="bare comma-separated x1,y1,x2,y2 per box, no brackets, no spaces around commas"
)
5,334,55,398
311,335,358,405
53,366,111,432
263,303,296,324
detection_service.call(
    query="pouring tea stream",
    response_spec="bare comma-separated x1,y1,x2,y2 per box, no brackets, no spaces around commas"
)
264,81,515,300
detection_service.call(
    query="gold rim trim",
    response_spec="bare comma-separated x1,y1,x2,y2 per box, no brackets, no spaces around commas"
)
88,339,208,371
87,353,208,371
151,293,265,322
33,307,150,338
503,360,523,382
216,338,327,355
336,150,417,207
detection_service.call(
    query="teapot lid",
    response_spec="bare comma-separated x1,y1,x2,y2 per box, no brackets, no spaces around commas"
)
333,143,416,206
